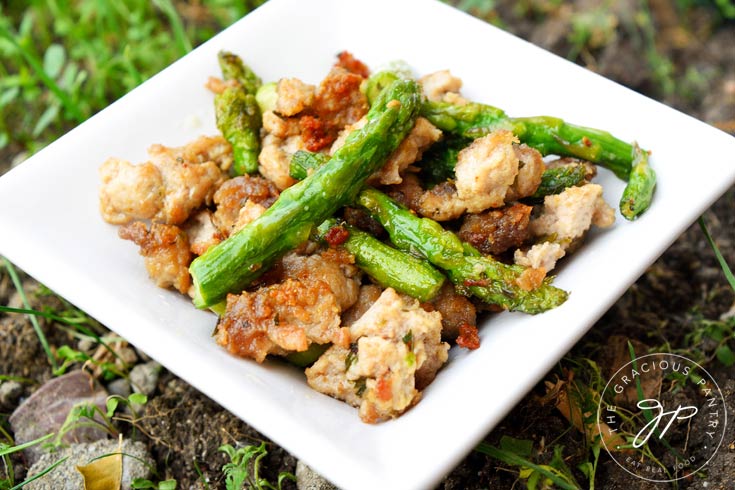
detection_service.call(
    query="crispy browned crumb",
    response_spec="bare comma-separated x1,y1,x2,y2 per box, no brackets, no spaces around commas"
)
212,174,279,235
515,267,547,291
215,278,348,363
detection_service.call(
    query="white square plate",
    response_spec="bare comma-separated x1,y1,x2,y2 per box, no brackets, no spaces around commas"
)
1,0,734,488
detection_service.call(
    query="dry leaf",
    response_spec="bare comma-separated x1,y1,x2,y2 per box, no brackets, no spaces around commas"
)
545,378,628,452
76,446,122,490
604,336,662,408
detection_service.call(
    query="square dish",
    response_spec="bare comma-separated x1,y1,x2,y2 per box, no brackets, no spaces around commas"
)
1,0,734,489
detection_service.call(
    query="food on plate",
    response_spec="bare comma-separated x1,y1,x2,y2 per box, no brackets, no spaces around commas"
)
99,51,655,422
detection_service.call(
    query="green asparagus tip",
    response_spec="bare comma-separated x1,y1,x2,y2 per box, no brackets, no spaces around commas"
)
619,143,656,220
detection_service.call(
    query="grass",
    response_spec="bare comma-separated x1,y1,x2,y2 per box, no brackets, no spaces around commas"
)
0,259,56,372
0,434,68,490
0,0,260,156
219,442,295,490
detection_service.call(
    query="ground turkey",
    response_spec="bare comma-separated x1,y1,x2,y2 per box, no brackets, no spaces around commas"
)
306,288,449,423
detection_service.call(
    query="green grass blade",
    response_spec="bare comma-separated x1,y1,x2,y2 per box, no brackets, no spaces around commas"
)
0,433,55,457
9,456,67,490
152,0,192,57
699,216,735,292
1,258,58,372
475,442,580,490
0,23,84,123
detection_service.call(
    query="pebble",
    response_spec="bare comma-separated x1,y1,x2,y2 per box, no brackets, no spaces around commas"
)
24,439,153,490
106,378,132,398
0,380,23,406
9,370,109,464
296,461,339,490
129,361,161,396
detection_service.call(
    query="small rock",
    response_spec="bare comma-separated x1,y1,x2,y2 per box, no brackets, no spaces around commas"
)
9,370,109,464
25,439,153,490
106,378,132,398
129,361,161,396
118,346,139,367
0,380,23,407
296,461,338,490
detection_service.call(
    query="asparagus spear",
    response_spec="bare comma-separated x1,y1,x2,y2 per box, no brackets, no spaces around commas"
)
417,135,471,186
290,150,328,180
420,100,655,220
619,144,656,220
363,71,400,106
285,343,328,367
218,50,261,94
255,81,277,113
215,87,261,175
216,51,262,175
315,219,446,302
189,79,422,308
356,188,568,314
290,155,446,301
421,101,634,178
528,164,588,200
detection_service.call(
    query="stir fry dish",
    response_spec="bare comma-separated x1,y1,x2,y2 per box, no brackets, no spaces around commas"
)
98,51,655,423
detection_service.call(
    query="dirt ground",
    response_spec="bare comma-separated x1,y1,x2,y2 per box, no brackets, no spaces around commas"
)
1,1,734,489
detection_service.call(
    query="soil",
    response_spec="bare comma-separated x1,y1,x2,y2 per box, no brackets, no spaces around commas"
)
1,1,734,489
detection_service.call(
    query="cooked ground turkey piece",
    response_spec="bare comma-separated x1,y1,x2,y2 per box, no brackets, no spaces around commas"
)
335,51,370,78
306,288,448,423
505,144,545,201
342,207,386,239
276,78,315,117
458,203,533,256
331,117,442,186
212,174,279,236
183,209,223,256
369,117,442,185
341,284,383,327
99,135,229,225
530,183,615,242
423,283,477,342
215,278,348,363
262,110,302,139
514,183,615,272
419,70,463,102
230,201,268,234
118,221,192,294
301,66,368,152
454,130,519,211
385,172,426,213
514,242,566,272
281,248,361,311
204,76,238,94
417,181,468,221
258,133,303,190
215,248,360,363
416,130,535,221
